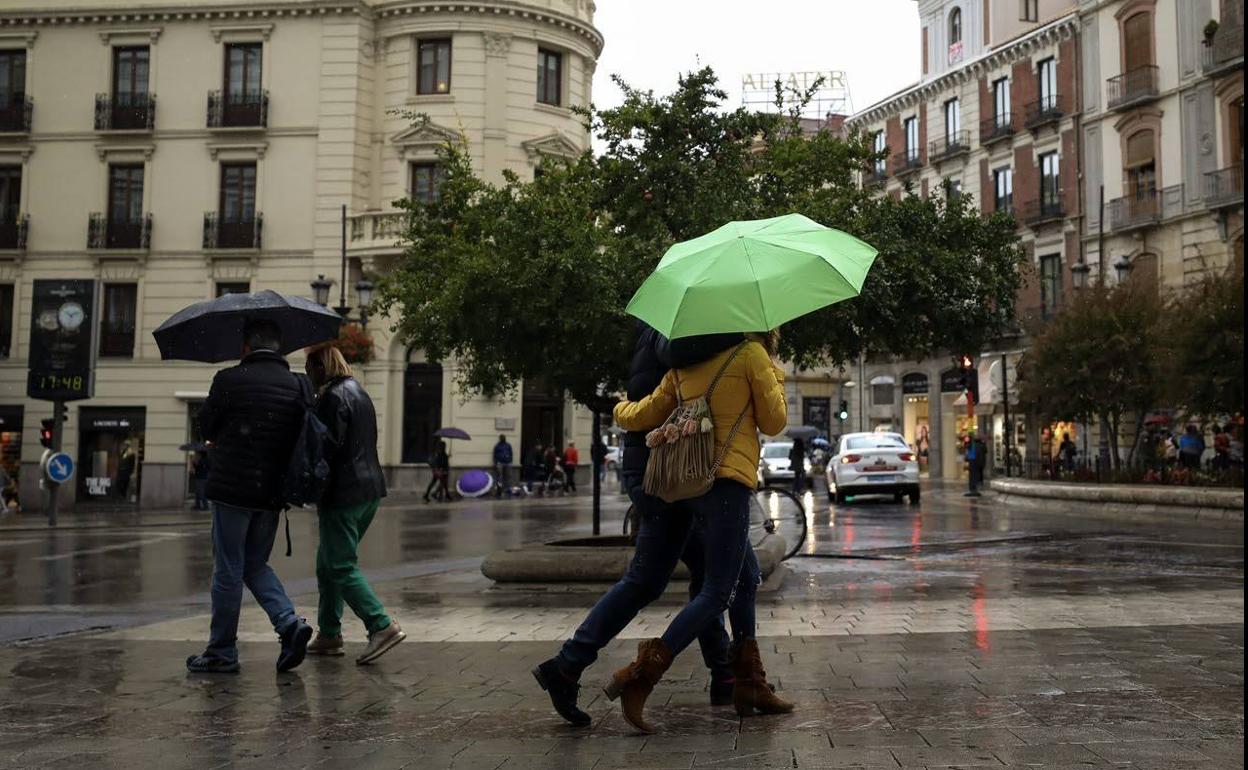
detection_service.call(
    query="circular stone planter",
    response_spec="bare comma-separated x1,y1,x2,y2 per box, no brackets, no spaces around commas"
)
481,533,787,583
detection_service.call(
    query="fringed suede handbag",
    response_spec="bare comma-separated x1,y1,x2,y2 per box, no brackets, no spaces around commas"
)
643,342,751,503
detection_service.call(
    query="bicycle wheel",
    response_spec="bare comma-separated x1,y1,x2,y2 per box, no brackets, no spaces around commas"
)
749,487,808,560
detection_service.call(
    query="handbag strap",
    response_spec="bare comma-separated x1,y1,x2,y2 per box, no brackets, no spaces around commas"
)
705,341,748,400
709,402,752,476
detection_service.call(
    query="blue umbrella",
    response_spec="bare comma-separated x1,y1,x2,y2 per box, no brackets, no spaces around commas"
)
434,427,471,441
153,289,341,363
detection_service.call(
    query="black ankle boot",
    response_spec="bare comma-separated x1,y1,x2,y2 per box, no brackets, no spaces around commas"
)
710,674,735,706
533,658,592,727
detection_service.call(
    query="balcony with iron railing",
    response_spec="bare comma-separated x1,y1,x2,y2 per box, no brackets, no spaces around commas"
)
864,166,888,186
891,150,922,176
203,212,263,249
1024,95,1063,130
1022,197,1066,228
0,214,28,250
1107,65,1160,111
1204,166,1244,210
929,130,970,163
94,93,156,131
1201,25,1244,77
979,113,1015,146
88,212,152,250
0,95,32,133
1106,184,1184,232
207,90,270,129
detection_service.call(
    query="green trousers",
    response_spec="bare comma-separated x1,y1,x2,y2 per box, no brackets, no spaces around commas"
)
316,499,391,636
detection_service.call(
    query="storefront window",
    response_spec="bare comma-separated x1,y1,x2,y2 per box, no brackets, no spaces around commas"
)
0,405,21,511
77,407,145,504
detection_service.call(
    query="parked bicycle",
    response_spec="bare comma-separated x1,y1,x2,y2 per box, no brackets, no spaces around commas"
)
622,486,808,561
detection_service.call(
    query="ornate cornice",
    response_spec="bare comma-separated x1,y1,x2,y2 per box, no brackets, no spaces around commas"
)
848,13,1078,128
0,3,359,28
373,2,603,56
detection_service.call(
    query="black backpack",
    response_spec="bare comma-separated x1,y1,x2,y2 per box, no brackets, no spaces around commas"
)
283,375,332,509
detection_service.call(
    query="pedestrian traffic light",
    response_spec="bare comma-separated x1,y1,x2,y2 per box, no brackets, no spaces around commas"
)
39,419,54,449
837,400,849,421
55,402,68,424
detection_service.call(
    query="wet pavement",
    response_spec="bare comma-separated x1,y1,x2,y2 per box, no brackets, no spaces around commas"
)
0,483,1242,768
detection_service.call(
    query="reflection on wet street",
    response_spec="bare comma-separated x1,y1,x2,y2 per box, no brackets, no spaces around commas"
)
0,483,1243,768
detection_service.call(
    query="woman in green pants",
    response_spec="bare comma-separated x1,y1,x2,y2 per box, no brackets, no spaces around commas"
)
304,345,405,664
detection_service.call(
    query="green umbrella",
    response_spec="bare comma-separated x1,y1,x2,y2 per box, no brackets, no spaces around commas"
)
626,213,878,339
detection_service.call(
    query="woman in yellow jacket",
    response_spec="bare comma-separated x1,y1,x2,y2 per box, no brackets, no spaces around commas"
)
606,331,794,732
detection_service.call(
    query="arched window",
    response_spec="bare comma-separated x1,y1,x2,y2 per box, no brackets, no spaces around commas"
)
1124,128,1157,203
402,349,443,464
949,8,963,44
1122,12,1153,71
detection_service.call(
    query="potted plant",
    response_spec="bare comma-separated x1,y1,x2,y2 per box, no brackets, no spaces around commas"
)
334,322,375,364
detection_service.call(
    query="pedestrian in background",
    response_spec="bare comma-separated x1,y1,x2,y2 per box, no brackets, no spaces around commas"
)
788,438,806,493
304,345,405,665
493,434,514,497
186,319,312,675
1058,432,1077,472
563,441,580,492
424,440,451,502
1213,426,1230,472
590,438,607,484
192,450,211,511
1178,425,1205,470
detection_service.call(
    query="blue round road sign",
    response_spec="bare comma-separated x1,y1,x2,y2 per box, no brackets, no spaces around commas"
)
45,452,75,484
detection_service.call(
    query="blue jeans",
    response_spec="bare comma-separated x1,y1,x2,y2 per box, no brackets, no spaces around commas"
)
555,475,753,678
206,502,298,664
660,479,758,658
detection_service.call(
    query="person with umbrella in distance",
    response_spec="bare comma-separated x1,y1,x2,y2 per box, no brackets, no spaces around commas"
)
302,344,405,664
154,290,343,675
424,440,451,503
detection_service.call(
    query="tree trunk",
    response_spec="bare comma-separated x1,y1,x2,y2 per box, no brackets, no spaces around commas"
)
1127,411,1147,465
1109,412,1122,471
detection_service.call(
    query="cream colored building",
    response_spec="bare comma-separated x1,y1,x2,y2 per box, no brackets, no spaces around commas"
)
0,0,603,510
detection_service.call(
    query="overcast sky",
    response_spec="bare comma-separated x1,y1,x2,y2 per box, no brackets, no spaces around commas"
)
591,0,922,118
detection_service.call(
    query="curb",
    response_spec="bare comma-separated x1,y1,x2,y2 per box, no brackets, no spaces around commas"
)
987,479,1244,529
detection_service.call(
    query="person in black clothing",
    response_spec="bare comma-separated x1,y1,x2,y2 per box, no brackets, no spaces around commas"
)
533,321,747,726
192,450,211,511
303,345,405,664
424,440,451,502
186,319,312,675
789,438,807,493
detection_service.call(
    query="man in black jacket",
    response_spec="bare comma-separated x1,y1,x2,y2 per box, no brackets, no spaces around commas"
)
186,320,312,674
533,322,743,725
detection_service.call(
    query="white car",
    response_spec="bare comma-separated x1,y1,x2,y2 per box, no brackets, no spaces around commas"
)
758,441,811,486
605,446,621,471
826,432,920,505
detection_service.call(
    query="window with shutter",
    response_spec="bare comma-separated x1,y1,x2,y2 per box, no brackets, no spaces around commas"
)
1123,13,1153,71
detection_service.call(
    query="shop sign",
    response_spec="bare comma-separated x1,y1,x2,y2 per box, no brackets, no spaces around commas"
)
940,367,981,401
901,373,930,394
81,409,146,432
27,279,96,402
86,477,112,496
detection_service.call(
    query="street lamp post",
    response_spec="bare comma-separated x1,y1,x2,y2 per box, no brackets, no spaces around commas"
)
1114,256,1133,284
1071,260,1090,290
310,205,374,328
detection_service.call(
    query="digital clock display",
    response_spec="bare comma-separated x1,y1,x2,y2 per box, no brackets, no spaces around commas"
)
30,372,89,395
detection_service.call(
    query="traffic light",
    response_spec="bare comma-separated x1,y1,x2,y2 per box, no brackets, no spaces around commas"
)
55,402,68,424
39,418,54,449
837,400,849,421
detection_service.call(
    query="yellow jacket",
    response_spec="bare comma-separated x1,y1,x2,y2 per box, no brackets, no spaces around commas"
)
614,340,787,489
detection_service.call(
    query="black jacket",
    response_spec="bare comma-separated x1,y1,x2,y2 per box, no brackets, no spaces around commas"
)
317,376,388,508
620,323,743,479
199,350,305,511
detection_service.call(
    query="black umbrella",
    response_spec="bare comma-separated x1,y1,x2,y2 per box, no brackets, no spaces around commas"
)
153,290,342,363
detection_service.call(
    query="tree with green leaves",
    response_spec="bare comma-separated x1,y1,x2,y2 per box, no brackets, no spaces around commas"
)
376,68,1026,525
1163,259,1244,421
1016,282,1167,467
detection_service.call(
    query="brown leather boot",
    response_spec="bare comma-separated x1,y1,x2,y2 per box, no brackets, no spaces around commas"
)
731,639,794,717
603,638,672,734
